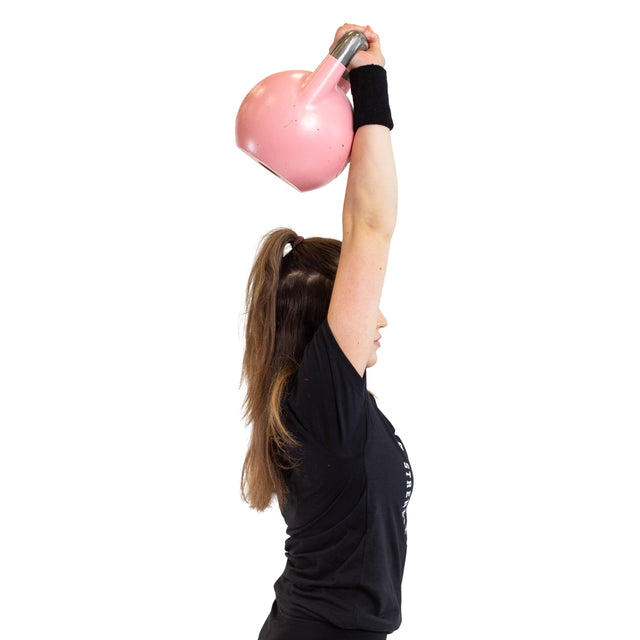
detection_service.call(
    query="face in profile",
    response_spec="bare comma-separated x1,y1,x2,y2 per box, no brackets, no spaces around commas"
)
367,310,388,368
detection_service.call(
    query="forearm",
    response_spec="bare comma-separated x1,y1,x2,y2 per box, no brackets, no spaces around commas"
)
342,124,398,237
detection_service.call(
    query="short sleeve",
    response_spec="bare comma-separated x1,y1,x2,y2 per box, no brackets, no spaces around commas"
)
285,319,368,454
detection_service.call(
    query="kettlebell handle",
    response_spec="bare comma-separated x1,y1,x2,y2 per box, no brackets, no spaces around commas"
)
329,29,369,67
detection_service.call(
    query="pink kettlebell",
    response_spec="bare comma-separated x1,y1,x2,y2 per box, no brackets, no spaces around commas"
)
235,30,368,192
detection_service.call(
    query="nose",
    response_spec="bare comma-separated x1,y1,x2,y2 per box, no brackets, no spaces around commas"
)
377,310,388,329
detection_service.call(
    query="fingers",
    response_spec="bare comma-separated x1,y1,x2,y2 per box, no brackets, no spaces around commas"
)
334,23,363,39
332,23,380,48
329,23,385,68
362,25,380,45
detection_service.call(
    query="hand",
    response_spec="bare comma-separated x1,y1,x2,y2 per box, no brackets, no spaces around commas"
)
330,23,385,70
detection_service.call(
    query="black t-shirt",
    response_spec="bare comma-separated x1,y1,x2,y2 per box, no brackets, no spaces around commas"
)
259,320,413,639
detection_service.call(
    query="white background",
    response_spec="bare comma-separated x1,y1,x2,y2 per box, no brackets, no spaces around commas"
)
1,1,639,638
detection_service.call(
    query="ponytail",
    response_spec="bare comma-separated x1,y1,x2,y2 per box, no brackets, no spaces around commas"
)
241,228,341,511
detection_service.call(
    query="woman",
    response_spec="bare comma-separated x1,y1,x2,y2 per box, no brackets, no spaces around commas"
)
241,24,413,640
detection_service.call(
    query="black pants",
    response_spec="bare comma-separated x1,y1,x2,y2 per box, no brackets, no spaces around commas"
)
258,602,387,640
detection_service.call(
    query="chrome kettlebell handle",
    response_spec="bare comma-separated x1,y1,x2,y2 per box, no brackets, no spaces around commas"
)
329,30,369,67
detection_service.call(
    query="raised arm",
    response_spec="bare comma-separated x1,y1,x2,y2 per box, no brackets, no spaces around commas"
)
327,24,398,377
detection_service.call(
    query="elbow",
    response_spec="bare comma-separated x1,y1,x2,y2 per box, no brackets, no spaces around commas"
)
364,212,396,239
344,200,397,239
344,212,396,242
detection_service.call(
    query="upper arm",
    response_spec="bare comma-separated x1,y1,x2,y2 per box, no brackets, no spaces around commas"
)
327,223,391,377
327,125,397,377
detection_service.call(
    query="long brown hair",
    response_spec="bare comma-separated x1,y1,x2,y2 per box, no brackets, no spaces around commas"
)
241,228,341,511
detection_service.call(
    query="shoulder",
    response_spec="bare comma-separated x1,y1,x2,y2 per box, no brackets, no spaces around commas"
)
295,320,366,389
285,319,369,452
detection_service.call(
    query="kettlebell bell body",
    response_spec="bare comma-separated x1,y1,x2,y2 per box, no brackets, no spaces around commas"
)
235,31,368,192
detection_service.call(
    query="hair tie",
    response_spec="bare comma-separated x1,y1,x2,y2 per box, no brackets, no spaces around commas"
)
292,236,304,249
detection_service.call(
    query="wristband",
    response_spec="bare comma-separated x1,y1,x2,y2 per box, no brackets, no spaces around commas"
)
349,64,394,132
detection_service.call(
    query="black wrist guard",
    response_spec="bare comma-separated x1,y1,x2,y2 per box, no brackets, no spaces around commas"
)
349,64,394,132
